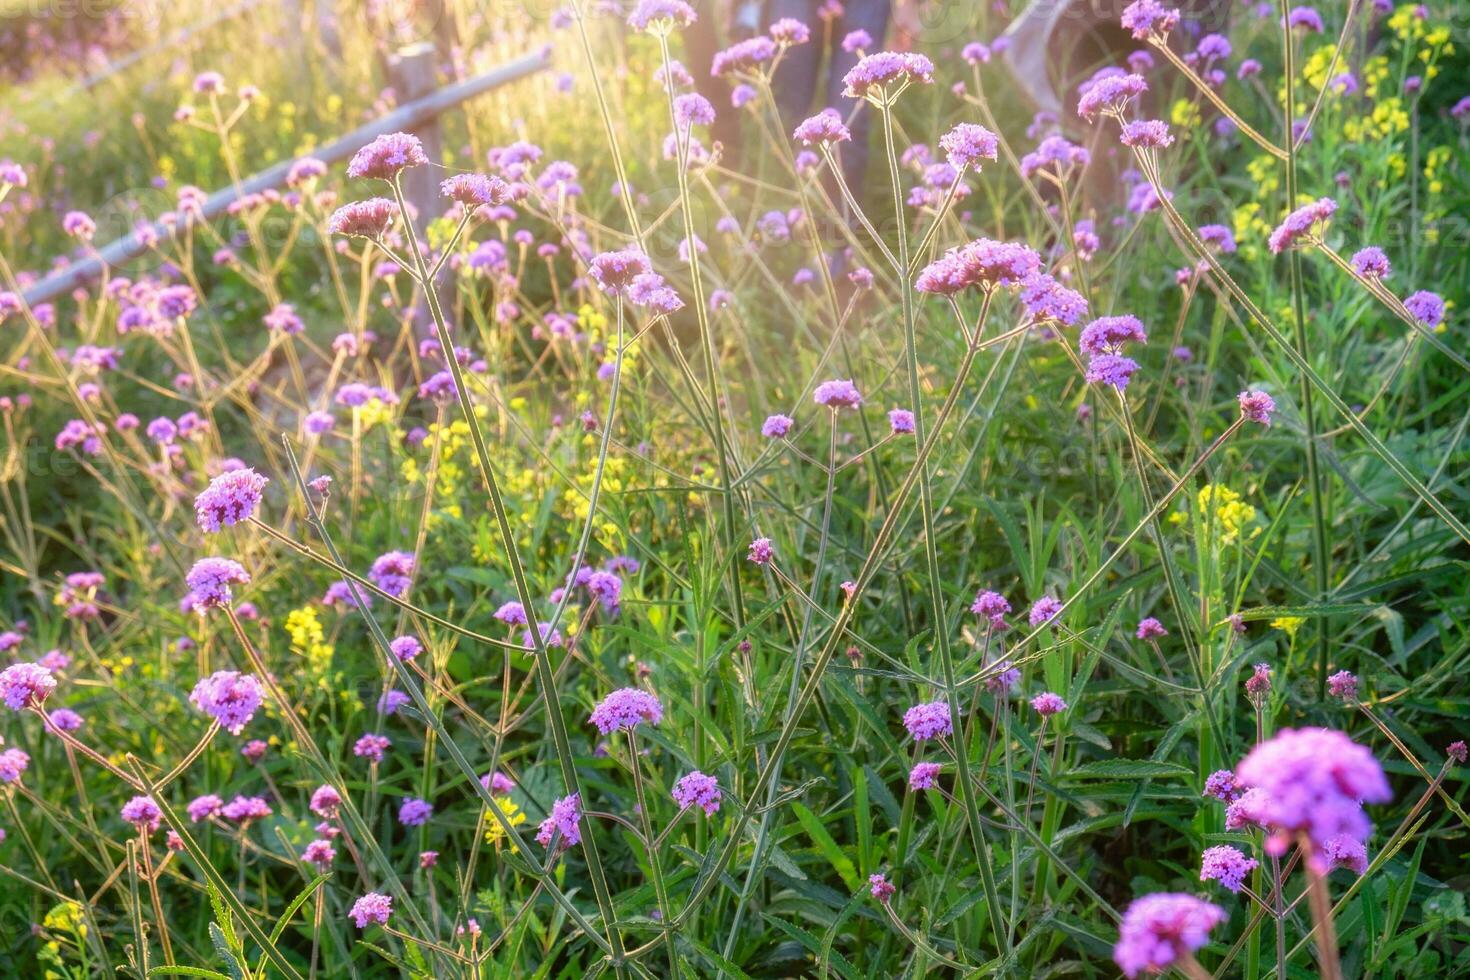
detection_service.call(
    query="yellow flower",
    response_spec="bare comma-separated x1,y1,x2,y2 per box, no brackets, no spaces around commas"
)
484,797,527,852
1197,484,1256,543
1270,615,1305,638
1170,99,1201,129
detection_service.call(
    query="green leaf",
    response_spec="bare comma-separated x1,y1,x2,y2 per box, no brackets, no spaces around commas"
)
1069,759,1193,779
791,802,860,891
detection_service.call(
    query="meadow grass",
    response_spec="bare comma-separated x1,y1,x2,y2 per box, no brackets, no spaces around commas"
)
0,0,1467,976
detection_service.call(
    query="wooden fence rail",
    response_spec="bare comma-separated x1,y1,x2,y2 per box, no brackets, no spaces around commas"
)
22,47,551,308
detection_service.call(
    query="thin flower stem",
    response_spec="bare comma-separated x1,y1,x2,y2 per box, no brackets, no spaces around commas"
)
1149,40,1287,159
1302,844,1344,980
626,731,679,979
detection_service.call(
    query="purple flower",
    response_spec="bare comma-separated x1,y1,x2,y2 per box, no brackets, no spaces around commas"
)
888,409,916,434
389,635,423,661
589,688,664,734
1238,390,1276,425
121,796,163,834
1077,73,1148,120
813,379,863,409
1030,691,1068,717
1199,224,1238,253
417,370,457,403
1234,727,1392,855
350,892,393,928
493,601,528,626
222,795,272,821
768,16,810,45
536,793,582,849
793,108,852,146
1119,0,1180,38
185,558,251,609
481,771,515,796
195,467,267,532
1120,119,1174,148
589,249,653,293
440,173,510,207
369,550,416,598
304,839,336,867
1080,315,1147,355
378,690,411,714
902,701,953,741
674,92,716,128
1113,893,1226,978
1225,787,1271,831
869,873,895,902
627,0,696,31
1284,5,1324,31
310,785,343,818
46,708,84,733
1203,769,1241,802
1,662,56,710
672,771,723,815
1200,845,1259,892
185,794,223,822
1019,274,1088,326
1136,617,1168,640
354,732,391,763
842,29,872,52
916,239,1041,294
970,590,1011,625
711,37,777,77
398,797,434,826
1403,290,1445,328
190,670,264,734
1350,246,1391,278
1326,670,1358,701
841,51,935,98
762,414,794,438
1085,354,1141,390
1028,596,1063,627
1321,833,1367,874
0,748,29,784
909,761,942,790
1020,136,1090,177
1268,197,1336,254
347,132,428,181
327,198,396,238
939,123,999,168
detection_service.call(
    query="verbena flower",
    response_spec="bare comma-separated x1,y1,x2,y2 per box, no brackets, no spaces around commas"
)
389,635,423,661
589,249,652,293
1030,691,1068,717
939,123,999,168
187,794,224,821
1136,617,1168,640
1085,354,1141,390
1350,246,1391,278
399,797,434,826
1224,786,1271,831
379,690,411,714
222,795,272,821
347,132,428,181
1268,197,1336,254
970,590,1010,626
354,733,391,763
841,51,935,99
350,893,393,928
903,701,953,741
1119,119,1174,148
1113,893,1226,978
1,662,56,710
0,748,29,783
1077,73,1148,120
493,601,528,626
1020,135,1090,177
909,761,941,790
1238,390,1275,425
793,108,851,146
304,839,336,868
482,771,515,796
536,793,582,849
628,0,696,31
369,551,416,598
1020,274,1088,326
310,785,342,819
1119,0,1180,39
190,671,263,734
589,688,664,734
195,467,267,532
1327,670,1358,701
185,558,251,609
440,173,510,207
1403,290,1445,328
672,771,722,815
747,537,774,564
711,37,777,77
869,873,896,902
813,379,863,409
328,198,395,238
1245,663,1272,699
916,239,1040,294
45,708,83,733
888,409,915,434
1234,727,1392,856
1199,845,1258,892
1320,833,1367,874
768,16,810,45
1028,596,1063,627
121,796,163,834
1284,5,1324,31
1080,315,1147,355
1203,769,1241,802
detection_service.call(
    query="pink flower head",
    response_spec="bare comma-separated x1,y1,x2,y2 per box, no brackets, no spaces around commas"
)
389,635,423,661
1238,390,1275,425
369,550,416,598
1199,845,1258,892
672,771,722,815
189,670,263,734
1350,247,1391,279
1113,893,1226,978
841,51,935,99
868,873,896,902
1203,769,1240,802
939,123,999,168
1120,119,1174,148
1030,691,1068,717
536,793,582,849
1080,315,1147,356
1019,274,1088,326
1136,617,1168,640
354,732,392,763
347,132,428,181
762,414,794,438
793,108,852,146
628,0,697,31
909,761,941,790
304,839,336,868
1327,670,1358,701
1235,727,1391,855
187,794,223,822
589,249,653,293
222,795,272,821
328,198,395,238
121,795,163,834
1077,73,1148,120
1268,197,1336,254
588,687,664,734
915,239,1040,294
482,771,515,796
0,748,30,784
310,785,343,818
1028,596,1063,627
711,37,777,77
970,589,1011,625
1,662,56,710
440,173,511,207
398,797,434,826
902,700,953,741
350,892,393,928
1403,290,1445,328
195,467,267,532
747,537,774,565
888,408,915,434
768,16,811,45
1320,833,1367,874
1119,0,1181,39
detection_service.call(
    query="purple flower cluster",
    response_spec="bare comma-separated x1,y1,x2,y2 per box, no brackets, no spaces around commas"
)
902,701,953,741
915,238,1041,295
588,687,664,734
1077,73,1148,120
121,795,163,834
536,793,583,848
347,132,428,181
1119,0,1180,38
672,771,723,815
1238,390,1276,425
1019,136,1090,177
909,761,941,790
1199,845,1258,892
813,379,863,409
398,797,434,826
184,557,251,609
190,670,264,734
195,467,267,532
1030,692,1068,717
793,109,852,146
1113,893,1226,978
841,51,935,99
1,662,56,710
350,893,392,928
327,198,395,238
1268,197,1336,254
369,550,416,598
938,123,999,168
